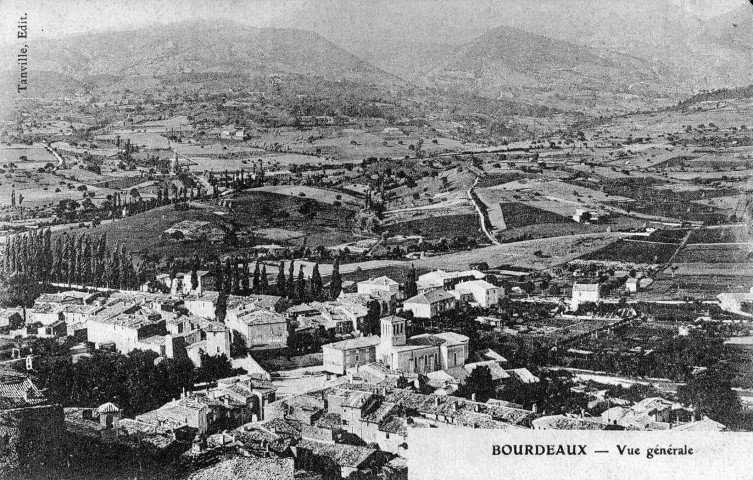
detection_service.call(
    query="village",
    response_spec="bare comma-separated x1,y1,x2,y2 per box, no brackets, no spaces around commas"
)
2,2,753,479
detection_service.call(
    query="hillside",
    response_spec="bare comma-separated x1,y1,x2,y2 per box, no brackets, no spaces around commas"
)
420,26,677,110
10,21,401,87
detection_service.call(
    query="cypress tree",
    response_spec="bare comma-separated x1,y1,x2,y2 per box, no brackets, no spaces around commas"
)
260,265,269,294
215,291,228,322
311,262,323,299
224,258,233,294
276,261,286,297
287,261,295,300
330,258,342,299
214,260,224,293
232,259,241,295
252,262,261,293
296,266,305,302
405,264,418,299
241,259,250,295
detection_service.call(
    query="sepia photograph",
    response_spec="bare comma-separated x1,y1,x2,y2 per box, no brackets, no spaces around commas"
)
0,0,752,478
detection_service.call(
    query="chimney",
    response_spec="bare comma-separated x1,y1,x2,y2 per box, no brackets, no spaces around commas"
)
471,393,477,402
580,408,585,418
434,397,440,407
181,387,186,399
532,403,538,414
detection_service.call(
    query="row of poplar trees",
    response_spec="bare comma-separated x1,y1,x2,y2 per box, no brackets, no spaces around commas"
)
2,229,142,290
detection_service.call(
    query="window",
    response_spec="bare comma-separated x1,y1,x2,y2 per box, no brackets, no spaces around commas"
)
386,432,390,439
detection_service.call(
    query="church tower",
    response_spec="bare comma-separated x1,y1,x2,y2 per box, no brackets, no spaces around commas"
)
380,316,406,348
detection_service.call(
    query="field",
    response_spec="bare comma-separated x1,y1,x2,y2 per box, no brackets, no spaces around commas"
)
673,244,751,264
413,232,621,271
579,239,678,264
687,226,749,244
497,202,573,228
386,213,484,241
76,191,361,259
250,185,361,206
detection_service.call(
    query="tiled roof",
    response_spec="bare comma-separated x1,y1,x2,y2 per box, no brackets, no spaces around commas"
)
295,439,376,468
532,415,606,430
322,336,381,351
404,290,455,305
186,456,295,480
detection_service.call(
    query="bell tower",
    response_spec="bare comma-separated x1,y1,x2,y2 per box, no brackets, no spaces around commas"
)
380,316,406,348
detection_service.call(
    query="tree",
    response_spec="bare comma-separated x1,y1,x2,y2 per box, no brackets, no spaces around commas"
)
296,266,306,302
330,258,342,299
364,299,381,335
458,365,495,403
252,262,261,293
215,291,228,322
404,264,418,299
277,261,286,297
0,271,41,307
287,261,295,300
311,262,323,298
678,369,741,426
260,265,269,294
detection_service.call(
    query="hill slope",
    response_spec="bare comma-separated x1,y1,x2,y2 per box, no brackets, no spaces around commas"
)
15,21,401,86
420,26,677,110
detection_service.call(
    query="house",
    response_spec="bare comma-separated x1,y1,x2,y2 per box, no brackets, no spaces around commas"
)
417,269,485,291
573,208,601,223
625,277,640,294
454,280,502,308
718,292,753,317
135,395,229,436
357,276,404,301
37,320,67,338
87,309,167,355
204,375,277,422
225,308,289,350
402,290,456,319
571,282,601,308
291,439,382,479
322,336,382,375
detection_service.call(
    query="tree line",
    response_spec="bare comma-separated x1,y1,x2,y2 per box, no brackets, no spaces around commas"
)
25,338,239,417
2,229,143,300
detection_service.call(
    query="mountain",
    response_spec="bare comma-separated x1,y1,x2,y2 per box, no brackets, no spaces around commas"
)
6,21,401,87
276,0,749,93
418,26,678,111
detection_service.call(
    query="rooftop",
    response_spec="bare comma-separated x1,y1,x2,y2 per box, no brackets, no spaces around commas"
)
322,336,381,351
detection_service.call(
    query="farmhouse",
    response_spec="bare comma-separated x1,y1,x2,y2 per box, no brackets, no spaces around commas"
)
357,276,404,301
163,220,225,242
454,280,502,308
417,269,485,291
571,282,601,309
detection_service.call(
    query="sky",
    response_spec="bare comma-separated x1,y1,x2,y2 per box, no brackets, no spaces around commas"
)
0,0,747,41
